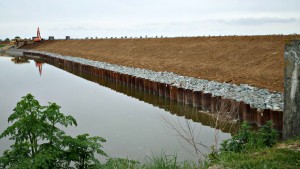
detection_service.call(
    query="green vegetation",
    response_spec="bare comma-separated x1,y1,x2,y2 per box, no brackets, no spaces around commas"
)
4,38,10,42
100,154,198,169
210,122,300,169
0,94,299,169
0,94,106,169
211,137,300,169
220,121,278,153
0,44,5,48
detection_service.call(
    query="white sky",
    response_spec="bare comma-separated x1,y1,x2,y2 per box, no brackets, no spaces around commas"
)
1,0,300,39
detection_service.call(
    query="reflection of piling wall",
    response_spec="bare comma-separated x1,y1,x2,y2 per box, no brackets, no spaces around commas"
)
23,51,283,132
283,41,300,139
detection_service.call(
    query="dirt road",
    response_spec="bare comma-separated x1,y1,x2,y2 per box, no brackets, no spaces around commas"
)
22,35,300,92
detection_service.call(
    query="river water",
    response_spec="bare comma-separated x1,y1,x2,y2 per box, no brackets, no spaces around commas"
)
0,55,232,162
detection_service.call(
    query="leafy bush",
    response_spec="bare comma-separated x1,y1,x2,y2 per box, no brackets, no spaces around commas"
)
220,121,278,153
0,94,107,169
257,121,278,147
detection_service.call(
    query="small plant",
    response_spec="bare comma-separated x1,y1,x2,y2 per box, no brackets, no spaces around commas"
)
142,153,197,169
220,121,278,153
101,158,139,168
256,121,278,147
220,122,253,152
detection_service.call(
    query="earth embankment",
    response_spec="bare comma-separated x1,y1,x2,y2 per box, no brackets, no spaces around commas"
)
22,35,300,92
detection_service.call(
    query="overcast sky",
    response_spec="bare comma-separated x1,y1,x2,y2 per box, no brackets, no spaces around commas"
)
1,0,300,39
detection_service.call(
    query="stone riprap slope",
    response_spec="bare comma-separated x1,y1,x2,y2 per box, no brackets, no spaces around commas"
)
25,50,283,111
22,35,300,92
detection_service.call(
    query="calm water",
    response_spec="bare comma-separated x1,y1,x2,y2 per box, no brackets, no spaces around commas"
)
0,56,231,162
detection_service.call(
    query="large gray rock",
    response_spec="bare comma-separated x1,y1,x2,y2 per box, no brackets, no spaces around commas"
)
283,40,300,139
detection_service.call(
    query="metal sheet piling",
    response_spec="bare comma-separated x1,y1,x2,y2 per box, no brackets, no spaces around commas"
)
201,92,212,111
211,96,221,113
184,89,193,105
192,91,202,108
242,103,251,122
23,51,285,133
170,86,177,101
143,79,150,92
249,107,258,124
165,84,170,98
177,87,184,103
152,82,158,94
158,83,165,97
270,110,283,132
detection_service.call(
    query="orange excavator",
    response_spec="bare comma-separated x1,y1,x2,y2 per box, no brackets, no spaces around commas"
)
33,27,42,42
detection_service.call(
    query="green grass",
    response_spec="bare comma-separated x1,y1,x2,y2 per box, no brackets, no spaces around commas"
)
100,153,199,169
141,154,197,169
212,137,300,169
99,137,300,169
0,44,5,48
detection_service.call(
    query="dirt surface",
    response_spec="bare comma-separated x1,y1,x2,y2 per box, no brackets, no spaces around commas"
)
22,35,300,92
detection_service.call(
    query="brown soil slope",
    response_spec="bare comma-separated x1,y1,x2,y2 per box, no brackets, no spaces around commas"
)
22,35,300,92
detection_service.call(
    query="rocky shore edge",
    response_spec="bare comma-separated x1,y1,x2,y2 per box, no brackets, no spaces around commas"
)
23,49,283,112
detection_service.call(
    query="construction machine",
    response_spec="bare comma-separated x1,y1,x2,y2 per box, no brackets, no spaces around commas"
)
10,27,42,47
33,27,42,42
10,37,33,46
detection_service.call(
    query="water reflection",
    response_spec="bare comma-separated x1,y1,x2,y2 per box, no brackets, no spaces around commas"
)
11,56,29,64
37,58,238,133
35,62,43,76
0,56,233,163
38,58,237,161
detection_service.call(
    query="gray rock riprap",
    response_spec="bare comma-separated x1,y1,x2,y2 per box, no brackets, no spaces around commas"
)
26,50,284,111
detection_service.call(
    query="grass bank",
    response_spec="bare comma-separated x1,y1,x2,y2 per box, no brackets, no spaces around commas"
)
103,137,300,169
103,121,300,169
210,137,300,169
